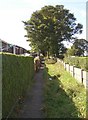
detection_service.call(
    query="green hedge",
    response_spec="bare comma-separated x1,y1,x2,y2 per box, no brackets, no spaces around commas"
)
64,56,88,71
2,53,34,118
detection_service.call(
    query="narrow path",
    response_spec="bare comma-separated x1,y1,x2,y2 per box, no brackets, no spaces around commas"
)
18,66,45,118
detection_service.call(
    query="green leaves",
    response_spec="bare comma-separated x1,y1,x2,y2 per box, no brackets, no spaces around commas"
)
2,53,34,117
64,56,88,71
65,39,88,57
23,5,83,57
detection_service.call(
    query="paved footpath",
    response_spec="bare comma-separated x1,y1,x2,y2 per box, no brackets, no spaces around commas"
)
18,66,45,118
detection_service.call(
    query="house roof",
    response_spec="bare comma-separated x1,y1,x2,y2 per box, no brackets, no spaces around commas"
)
0,38,27,51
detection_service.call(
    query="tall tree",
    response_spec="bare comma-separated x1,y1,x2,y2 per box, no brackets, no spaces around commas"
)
23,5,83,57
65,39,88,56
72,39,88,56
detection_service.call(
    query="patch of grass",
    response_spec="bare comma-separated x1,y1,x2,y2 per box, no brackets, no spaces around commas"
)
43,62,86,118
45,58,57,64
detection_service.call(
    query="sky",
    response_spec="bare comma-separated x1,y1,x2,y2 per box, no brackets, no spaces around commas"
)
0,0,87,50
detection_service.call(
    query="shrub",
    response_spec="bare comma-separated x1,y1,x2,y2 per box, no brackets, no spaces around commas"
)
58,55,64,60
2,53,34,118
45,58,57,64
64,56,88,71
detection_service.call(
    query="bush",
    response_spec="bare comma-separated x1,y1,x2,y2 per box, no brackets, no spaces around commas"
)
45,58,57,64
58,55,64,60
2,53,34,118
64,56,88,71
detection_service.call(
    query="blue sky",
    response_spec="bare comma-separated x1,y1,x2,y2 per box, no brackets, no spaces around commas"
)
0,0,87,50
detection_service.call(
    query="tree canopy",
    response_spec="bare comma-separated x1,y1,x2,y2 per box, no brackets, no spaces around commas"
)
23,5,83,57
65,39,88,56
72,39,88,56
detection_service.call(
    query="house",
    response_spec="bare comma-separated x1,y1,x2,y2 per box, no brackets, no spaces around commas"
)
0,39,28,55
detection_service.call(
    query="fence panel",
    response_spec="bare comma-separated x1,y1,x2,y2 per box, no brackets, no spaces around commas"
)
83,71,88,88
74,67,83,83
65,64,70,72
69,65,74,77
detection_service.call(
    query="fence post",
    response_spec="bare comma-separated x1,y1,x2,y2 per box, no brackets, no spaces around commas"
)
81,69,83,84
73,66,75,77
64,63,66,70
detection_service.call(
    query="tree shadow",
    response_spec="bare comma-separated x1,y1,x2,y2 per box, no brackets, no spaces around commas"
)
44,65,82,119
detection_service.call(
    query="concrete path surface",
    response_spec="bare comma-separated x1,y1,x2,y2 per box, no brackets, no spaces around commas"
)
18,66,45,118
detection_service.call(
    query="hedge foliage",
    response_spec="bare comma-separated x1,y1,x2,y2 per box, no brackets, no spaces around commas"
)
2,53,34,118
64,56,88,71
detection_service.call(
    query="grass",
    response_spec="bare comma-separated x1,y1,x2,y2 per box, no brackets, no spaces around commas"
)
43,61,86,118
45,58,57,64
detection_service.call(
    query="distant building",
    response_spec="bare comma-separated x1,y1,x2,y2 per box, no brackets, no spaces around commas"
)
0,39,28,55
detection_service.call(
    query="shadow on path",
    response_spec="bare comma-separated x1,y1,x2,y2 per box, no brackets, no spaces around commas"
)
18,66,45,118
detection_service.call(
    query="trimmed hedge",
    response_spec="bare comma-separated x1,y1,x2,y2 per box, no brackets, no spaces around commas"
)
64,56,88,71
2,53,34,118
